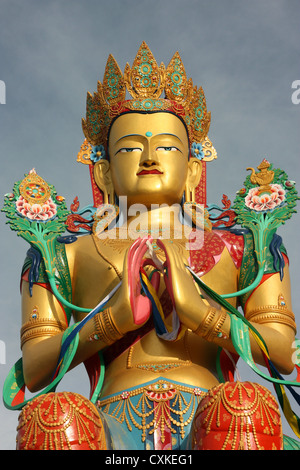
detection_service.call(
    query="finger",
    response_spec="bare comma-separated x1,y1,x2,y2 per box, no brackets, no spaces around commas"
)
131,238,151,282
172,244,188,271
127,238,141,269
135,236,152,266
157,240,180,272
128,237,148,276
131,240,154,325
127,239,143,295
156,240,176,304
130,238,153,299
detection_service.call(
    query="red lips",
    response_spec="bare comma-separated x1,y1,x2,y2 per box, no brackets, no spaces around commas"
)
137,169,163,175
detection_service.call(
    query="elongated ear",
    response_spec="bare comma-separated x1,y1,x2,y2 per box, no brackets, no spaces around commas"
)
93,160,115,204
185,157,203,202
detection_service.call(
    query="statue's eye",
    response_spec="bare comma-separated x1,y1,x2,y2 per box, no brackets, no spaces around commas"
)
156,146,179,152
116,147,142,154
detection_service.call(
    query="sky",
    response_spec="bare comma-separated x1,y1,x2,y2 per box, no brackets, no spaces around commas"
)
0,0,299,450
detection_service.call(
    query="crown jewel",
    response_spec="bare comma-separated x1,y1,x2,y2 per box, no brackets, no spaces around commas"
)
82,42,212,153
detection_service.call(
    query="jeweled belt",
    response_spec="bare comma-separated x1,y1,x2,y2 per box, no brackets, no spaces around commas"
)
97,379,206,450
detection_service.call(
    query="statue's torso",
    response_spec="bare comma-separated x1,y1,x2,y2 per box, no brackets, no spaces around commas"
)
66,230,242,397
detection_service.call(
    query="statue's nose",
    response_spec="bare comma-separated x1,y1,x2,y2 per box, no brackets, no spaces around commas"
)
139,144,159,167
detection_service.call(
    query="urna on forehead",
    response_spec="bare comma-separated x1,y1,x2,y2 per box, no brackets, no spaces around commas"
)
107,111,190,154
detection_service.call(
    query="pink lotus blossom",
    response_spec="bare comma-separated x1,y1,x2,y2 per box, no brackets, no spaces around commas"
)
16,196,57,221
245,184,285,212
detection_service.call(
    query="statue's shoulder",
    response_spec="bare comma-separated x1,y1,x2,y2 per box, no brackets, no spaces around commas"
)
62,233,99,272
20,234,94,284
64,233,117,278
63,233,94,256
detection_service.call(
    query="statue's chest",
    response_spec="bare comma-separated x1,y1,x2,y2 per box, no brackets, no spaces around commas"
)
189,230,244,277
92,233,190,280
91,230,244,281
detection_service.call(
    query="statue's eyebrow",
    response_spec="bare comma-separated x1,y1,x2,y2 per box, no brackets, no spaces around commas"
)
115,134,142,143
156,133,183,143
115,133,183,143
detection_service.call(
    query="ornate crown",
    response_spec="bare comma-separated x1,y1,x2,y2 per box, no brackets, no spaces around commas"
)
79,42,216,164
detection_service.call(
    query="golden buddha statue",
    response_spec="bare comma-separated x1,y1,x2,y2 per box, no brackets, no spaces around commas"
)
3,42,300,451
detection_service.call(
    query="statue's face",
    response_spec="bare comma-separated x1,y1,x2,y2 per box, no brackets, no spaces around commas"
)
108,112,189,207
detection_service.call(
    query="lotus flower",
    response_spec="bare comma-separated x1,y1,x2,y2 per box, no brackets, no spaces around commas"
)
245,184,285,212
16,196,57,221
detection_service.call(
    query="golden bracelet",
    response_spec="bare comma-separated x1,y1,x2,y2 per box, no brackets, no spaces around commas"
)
20,318,67,348
247,311,297,332
21,318,67,337
246,305,296,331
246,306,295,321
89,307,123,345
21,326,65,348
204,310,228,341
194,308,216,336
194,308,228,341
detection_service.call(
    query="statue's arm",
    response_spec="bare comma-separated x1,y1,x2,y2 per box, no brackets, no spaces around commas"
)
21,239,149,392
21,278,131,392
196,264,296,375
242,264,296,374
21,280,69,392
156,239,296,375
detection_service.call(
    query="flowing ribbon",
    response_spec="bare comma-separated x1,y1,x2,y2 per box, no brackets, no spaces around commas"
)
139,268,184,341
230,316,300,438
52,281,121,379
187,265,300,438
2,282,121,411
3,324,80,410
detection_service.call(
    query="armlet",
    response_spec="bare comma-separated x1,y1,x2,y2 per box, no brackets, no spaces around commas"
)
238,231,288,310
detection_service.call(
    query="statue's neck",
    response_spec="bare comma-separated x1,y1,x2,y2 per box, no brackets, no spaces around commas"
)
119,204,184,239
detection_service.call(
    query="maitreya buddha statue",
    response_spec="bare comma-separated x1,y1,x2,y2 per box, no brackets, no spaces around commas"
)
2,42,300,451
